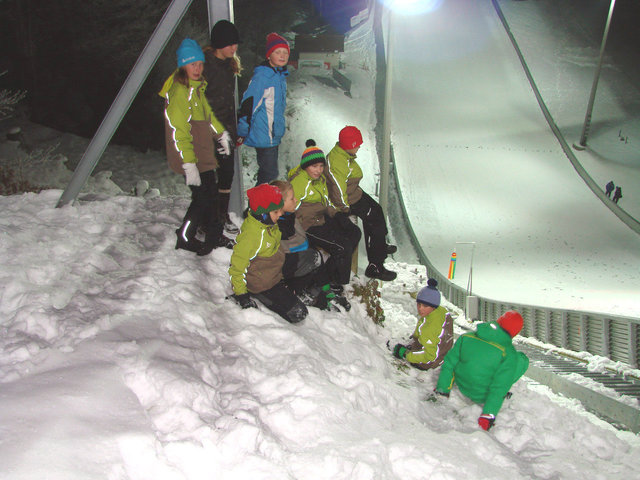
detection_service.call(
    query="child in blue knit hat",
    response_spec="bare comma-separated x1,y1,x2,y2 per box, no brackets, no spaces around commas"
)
160,38,232,256
392,279,454,370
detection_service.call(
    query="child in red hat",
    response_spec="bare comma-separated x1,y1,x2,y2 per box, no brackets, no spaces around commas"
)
434,311,530,431
229,183,346,322
237,33,290,185
325,126,398,281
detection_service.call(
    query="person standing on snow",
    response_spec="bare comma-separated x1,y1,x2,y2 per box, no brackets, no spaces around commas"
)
203,19,243,242
434,310,529,431
236,33,290,185
605,180,614,198
160,38,232,255
613,186,622,204
392,279,453,370
325,126,397,281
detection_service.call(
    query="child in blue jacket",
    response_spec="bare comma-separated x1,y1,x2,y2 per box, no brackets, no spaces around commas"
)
237,33,290,185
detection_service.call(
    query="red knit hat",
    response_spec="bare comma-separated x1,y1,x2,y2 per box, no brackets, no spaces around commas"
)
247,184,284,215
266,33,290,59
497,311,524,338
339,126,363,150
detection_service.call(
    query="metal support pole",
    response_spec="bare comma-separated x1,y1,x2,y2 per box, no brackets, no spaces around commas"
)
379,7,393,218
56,0,193,207
206,0,244,217
573,0,617,150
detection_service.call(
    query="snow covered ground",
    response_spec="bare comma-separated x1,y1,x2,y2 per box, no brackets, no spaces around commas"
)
0,2,639,479
388,0,640,317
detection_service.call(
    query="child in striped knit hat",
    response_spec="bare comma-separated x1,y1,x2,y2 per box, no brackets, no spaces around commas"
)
288,140,361,286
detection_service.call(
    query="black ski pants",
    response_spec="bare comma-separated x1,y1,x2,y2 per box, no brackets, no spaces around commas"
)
183,170,223,239
306,215,361,285
350,191,388,265
251,281,308,324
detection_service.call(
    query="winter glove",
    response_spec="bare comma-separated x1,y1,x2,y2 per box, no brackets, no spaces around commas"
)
235,136,245,147
433,389,450,398
217,131,232,156
478,414,496,431
333,212,353,230
183,162,201,186
232,293,257,309
392,344,407,359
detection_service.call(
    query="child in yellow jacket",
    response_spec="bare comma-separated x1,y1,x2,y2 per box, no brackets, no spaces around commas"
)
392,279,453,370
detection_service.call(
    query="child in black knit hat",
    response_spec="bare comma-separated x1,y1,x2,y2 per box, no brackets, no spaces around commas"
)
203,20,242,239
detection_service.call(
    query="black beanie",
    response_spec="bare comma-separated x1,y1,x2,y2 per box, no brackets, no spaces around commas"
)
210,20,240,49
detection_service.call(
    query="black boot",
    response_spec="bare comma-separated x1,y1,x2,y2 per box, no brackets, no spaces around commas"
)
175,220,204,253
365,263,397,281
219,192,240,235
386,244,397,255
197,223,224,256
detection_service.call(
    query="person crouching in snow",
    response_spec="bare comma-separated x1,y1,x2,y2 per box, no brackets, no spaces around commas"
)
392,279,453,370
325,126,397,281
434,310,530,431
160,38,232,256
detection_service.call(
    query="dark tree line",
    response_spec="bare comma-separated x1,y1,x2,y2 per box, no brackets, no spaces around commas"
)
0,0,316,151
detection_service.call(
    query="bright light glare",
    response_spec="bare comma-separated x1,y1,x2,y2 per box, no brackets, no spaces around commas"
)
382,0,444,16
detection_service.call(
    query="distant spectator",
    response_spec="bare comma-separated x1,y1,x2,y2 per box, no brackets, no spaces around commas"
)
392,279,453,370
434,310,529,431
605,180,614,198
613,186,622,204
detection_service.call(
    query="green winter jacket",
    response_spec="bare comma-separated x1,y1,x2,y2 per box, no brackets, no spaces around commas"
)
288,165,337,230
160,72,225,175
405,306,453,369
325,143,364,211
436,321,529,417
229,214,285,295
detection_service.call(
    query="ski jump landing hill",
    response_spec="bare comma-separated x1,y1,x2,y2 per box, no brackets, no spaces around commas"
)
382,0,640,367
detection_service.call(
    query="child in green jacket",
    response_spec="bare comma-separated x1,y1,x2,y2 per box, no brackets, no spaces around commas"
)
288,140,361,286
392,279,453,370
325,126,397,281
161,38,231,256
434,310,530,431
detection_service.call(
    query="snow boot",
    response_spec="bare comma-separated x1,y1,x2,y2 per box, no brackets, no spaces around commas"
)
365,263,397,281
175,220,204,253
386,244,397,255
219,192,240,235
197,223,224,256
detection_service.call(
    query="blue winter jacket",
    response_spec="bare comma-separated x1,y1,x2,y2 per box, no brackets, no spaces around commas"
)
237,62,288,148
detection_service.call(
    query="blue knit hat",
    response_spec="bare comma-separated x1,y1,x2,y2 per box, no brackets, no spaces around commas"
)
176,38,204,68
417,278,441,308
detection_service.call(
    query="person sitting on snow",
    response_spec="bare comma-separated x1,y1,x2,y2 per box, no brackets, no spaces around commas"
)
434,310,530,431
325,126,397,281
392,279,453,370
229,184,346,323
